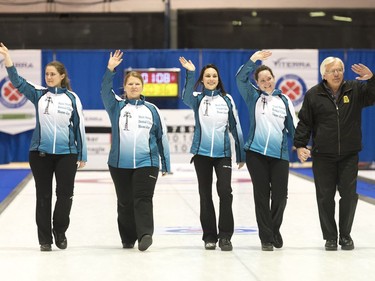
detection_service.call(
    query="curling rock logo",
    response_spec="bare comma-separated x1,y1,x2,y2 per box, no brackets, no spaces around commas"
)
276,74,306,107
0,77,28,108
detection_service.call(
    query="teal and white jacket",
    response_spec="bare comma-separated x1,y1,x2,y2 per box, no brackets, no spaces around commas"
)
182,70,245,163
6,66,87,161
236,60,297,161
101,69,171,172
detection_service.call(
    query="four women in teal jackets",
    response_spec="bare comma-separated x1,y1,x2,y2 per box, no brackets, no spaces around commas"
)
179,56,245,251
0,44,299,252
101,50,171,251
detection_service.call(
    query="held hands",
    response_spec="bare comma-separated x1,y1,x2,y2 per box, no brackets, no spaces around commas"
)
297,147,311,163
107,50,124,72
250,50,272,63
351,63,373,81
179,56,195,71
77,161,86,169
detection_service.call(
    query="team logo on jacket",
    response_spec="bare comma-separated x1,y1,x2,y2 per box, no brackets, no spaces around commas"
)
44,96,53,114
0,77,28,108
203,99,210,116
123,111,132,131
275,74,307,108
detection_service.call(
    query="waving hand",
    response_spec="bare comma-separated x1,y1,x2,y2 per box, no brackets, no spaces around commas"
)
179,56,196,71
351,63,373,81
0,42,13,67
107,50,124,72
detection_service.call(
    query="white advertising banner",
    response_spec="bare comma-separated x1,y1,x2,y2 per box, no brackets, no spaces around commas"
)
263,49,319,112
83,109,195,170
162,109,195,164
0,50,41,134
83,110,111,170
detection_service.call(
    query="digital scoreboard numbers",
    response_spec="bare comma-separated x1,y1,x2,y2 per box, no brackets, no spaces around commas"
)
126,68,180,97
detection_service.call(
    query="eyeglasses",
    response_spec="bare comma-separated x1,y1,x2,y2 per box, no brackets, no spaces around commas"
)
325,68,344,75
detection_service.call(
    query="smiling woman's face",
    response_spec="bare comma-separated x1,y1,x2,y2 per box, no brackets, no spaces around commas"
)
202,67,219,90
256,69,275,94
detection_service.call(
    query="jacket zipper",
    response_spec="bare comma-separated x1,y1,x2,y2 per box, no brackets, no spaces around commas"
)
133,101,138,168
209,91,215,157
52,88,57,153
336,103,340,155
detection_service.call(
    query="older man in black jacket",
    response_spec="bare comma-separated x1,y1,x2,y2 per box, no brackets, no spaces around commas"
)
294,57,375,251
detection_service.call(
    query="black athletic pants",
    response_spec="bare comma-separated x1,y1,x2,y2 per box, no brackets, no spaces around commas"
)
193,155,234,243
29,151,78,245
246,151,289,243
109,165,159,245
312,153,359,240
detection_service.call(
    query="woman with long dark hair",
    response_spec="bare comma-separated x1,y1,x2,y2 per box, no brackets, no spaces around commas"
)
179,57,245,251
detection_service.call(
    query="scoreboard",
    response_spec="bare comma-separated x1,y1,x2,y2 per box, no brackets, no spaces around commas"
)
125,68,180,97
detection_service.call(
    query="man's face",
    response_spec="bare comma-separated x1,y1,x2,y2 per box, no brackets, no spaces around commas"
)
323,61,344,90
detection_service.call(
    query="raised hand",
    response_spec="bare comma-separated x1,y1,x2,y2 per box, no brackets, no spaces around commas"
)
179,56,195,71
351,63,373,81
0,42,13,67
250,50,272,63
0,42,9,56
107,50,124,72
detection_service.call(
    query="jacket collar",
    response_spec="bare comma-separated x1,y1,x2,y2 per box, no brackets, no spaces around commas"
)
125,95,146,106
48,87,67,94
202,88,221,97
260,88,282,97
322,80,346,96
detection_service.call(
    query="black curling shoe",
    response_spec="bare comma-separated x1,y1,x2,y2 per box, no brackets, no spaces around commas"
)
138,235,152,251
325,239,338,251
261,242,274,251
53,229,67,250
339,235,354,250
122,242,135,249
40,244,52,252
204,241,216,250
273,233,283,249
219,238,233,251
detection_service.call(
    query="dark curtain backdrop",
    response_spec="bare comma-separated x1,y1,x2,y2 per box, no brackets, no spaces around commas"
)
1,49,374,163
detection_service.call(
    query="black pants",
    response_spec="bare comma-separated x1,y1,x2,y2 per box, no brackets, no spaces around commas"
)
29,151,78,245
312,153,359,240
109,165,159,245
193,155,233,243
246,151,289,243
